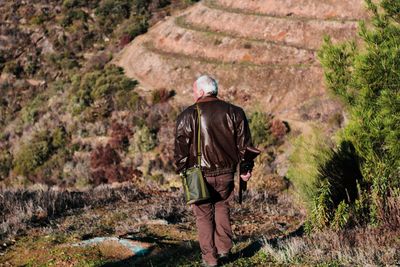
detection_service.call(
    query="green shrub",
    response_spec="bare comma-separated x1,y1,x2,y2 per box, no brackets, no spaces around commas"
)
20,94,48,124
89,66,137,100
95,0,131,18
30,13,49,25
134,0,151,14
331,200,350,230
60,9,89,27
126,92,142,111
71,65,138,115
3,60,24,77
114,90,141,111
13,127,69,177
287,127,363,230
129,125,157,153
309,179,333,230
123,15,149,39
248,111,274,147
95,0,132,33
13,140,51,176
62,0,96,9
51,79,70,92
62,0,79,8
312,0,400,226
287,126,335,210
81,98,113,122
34,149,70,183
52,126,68,149
45,52,80,71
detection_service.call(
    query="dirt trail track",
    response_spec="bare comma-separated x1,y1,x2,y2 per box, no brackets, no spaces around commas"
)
111,0,366,126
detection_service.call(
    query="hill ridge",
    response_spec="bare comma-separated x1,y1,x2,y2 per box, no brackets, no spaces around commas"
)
111,0,366,128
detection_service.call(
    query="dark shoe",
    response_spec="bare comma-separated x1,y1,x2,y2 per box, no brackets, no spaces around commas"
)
217,252,231,264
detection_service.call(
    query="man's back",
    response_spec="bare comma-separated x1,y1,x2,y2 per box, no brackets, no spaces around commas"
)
174,75,255,267
174,95,253,177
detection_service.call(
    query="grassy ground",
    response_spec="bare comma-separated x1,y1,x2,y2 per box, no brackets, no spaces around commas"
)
0,181,304,266
0,181,398,266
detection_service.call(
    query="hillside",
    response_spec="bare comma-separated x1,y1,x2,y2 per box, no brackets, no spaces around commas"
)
1,0,398,266
0,0,367,188
0,0,199,187
112,0,367,129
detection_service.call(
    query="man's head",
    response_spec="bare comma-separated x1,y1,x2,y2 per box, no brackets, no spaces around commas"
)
193,75,218,101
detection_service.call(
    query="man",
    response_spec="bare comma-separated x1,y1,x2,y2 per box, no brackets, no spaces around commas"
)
173,75,254,267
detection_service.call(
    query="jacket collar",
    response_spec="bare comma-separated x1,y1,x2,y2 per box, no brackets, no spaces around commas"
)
195,95,219,103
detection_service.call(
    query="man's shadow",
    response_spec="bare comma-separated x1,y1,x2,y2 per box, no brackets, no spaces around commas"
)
99,233,202,267
99,224,304,266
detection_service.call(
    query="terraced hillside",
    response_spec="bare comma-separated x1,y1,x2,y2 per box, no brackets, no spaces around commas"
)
112,0,367,130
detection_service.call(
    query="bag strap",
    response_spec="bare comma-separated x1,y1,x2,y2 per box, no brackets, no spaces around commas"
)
195,103,201,166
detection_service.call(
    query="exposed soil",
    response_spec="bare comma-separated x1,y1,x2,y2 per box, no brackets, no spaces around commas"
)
217,0,368,21
111,0,366,134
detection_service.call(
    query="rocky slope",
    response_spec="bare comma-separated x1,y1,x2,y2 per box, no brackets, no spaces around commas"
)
112,0,367,131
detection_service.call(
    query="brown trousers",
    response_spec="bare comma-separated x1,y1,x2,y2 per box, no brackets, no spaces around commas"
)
191,172,235,265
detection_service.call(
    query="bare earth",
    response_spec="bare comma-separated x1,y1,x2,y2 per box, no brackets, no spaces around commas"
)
111,0,366,133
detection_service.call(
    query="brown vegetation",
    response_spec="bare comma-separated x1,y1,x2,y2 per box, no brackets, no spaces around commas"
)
0,182,145,244
263,195,400,265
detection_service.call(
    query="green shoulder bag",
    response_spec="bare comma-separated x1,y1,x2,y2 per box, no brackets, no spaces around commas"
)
180,103,211,205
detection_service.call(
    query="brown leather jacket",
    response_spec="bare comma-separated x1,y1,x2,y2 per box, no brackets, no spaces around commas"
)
173,95,254,176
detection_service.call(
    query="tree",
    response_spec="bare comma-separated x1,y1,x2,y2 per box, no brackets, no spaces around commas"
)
317,0,400,226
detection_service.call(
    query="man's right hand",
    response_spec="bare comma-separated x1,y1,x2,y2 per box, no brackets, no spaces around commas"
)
240,171,252,182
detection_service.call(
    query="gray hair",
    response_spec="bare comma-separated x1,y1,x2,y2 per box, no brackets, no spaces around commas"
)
195,75,218,96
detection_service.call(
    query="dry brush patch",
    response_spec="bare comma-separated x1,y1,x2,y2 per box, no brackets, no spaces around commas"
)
263,195,400,265
0,182,145,244
0,181,305,266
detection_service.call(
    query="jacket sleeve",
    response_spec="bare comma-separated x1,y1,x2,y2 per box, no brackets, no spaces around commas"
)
173,111,192,174
235,107,254,173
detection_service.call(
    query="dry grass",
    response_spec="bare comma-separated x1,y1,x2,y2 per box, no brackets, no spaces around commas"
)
0,181,305,266
262,195,400,265
0,182,145,243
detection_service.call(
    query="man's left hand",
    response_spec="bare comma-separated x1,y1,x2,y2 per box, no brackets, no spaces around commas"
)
240,171,252,182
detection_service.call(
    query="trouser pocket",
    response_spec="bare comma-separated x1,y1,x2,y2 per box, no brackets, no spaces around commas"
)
215,173,234,201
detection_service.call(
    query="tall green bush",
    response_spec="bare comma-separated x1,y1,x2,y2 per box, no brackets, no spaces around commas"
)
297,0,400,228
288,127,365,230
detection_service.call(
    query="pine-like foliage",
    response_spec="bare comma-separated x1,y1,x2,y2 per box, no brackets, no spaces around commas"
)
317,0,400,226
